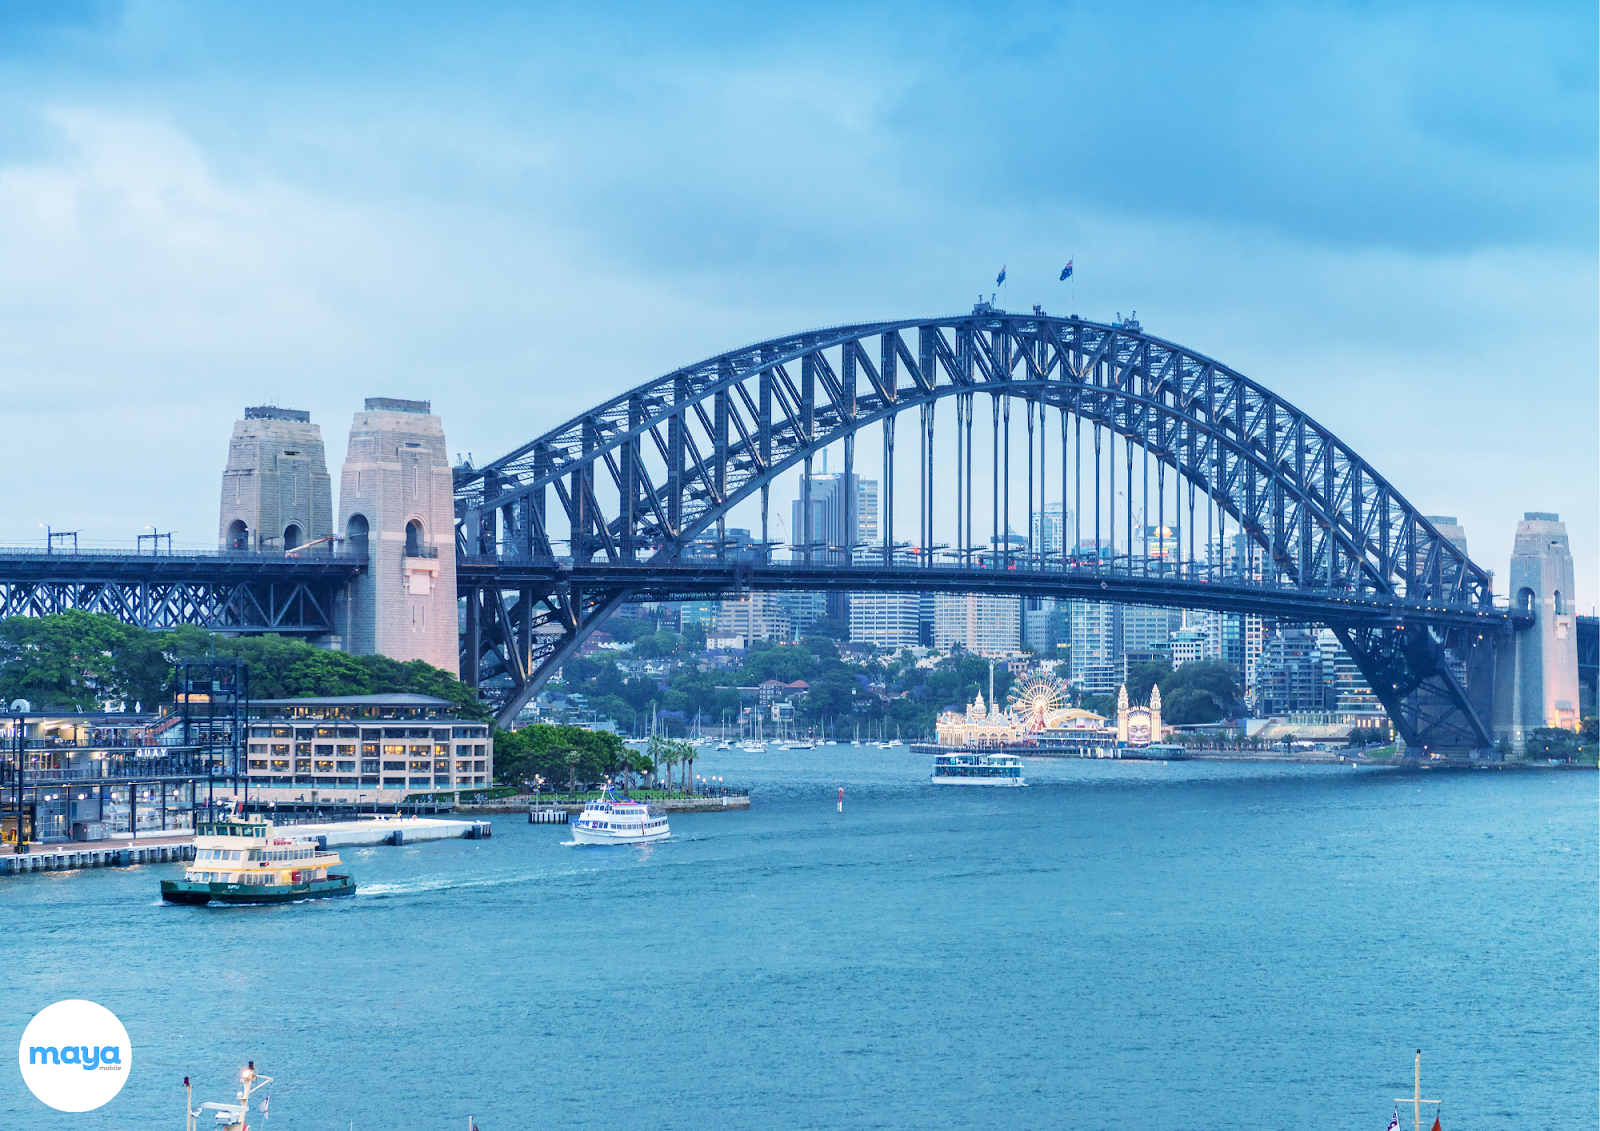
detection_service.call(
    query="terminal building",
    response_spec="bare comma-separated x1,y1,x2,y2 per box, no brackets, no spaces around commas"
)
244,694,492,800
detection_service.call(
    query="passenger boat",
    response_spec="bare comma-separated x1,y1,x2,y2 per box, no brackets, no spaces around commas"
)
931,751,1026,786
161,817,356,905
570,784,670,845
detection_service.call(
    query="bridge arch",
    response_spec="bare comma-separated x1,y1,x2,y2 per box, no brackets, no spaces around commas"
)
456,307,1505,748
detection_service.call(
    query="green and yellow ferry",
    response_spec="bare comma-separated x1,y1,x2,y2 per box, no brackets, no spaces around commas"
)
161,816,356,905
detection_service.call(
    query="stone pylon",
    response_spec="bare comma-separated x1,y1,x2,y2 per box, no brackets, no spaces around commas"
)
218,407,332,551
335,398,459,674
1499,512,1581,748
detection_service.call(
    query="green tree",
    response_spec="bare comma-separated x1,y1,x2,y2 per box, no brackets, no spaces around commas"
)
1525,727,1580,761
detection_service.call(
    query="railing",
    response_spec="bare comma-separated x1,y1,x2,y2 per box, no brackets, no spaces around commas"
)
460,552,1506,614
0,544,367,561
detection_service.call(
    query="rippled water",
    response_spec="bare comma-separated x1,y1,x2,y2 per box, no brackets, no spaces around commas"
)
4,751,1595,1130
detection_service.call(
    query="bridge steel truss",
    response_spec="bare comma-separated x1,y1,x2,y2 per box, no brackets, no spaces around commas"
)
0,552,362,634
455,310,1518,749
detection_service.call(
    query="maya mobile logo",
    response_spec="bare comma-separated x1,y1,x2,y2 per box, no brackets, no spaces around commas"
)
17,1000,133,1112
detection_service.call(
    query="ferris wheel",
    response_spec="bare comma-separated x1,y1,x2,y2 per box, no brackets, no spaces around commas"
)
1007,675,1069,732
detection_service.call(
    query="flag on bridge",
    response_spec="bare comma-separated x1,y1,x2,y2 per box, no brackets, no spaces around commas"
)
995,265,1006,286
1060,259,1073,280
1386,1109,1398,1131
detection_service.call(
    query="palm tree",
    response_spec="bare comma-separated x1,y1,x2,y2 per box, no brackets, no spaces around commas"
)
563,748,581,795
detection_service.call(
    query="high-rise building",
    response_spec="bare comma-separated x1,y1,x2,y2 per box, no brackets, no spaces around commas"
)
1316,628,1381,711
791,472,877,562
1122,604,1182,657
934,594,1021,657
1022,597,1067,652
1253,627,1328,715
1069,600,1122,694
792,471,879,622
1030,503,1073,559
849,551,920,648
714,593,792,646
218,407,333,552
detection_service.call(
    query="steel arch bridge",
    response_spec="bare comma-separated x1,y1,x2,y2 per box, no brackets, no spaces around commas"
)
454,304,1521,749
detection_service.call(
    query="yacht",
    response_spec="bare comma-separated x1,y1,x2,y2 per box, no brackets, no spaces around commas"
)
740,741,768,753
570,785,670,845
931,751,1026,786
162,817,355,904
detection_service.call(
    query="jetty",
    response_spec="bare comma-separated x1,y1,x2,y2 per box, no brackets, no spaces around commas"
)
0,816,491,877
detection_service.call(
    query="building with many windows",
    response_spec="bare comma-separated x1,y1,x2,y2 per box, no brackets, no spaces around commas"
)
849,548,921,648
934,593,1022,657
244,694,492,800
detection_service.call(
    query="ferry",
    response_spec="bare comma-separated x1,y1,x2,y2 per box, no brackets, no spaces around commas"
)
161,817,355,905
571,784,670,845
931,751,1026,786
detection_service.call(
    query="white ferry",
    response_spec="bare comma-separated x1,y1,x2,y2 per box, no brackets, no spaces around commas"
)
162,816,355,904
931,751,1026,786
571,785,670,845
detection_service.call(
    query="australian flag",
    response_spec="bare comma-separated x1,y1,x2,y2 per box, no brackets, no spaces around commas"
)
1060,259,1074,281
996,265,1006,286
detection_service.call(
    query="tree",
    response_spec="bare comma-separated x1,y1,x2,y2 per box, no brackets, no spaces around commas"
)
1525,727,1580,762
806,617,850,641
493,723,628,788
1580,716,1598,744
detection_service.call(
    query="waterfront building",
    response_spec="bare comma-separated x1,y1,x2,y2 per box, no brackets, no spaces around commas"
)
1115,683,1164,746
244,694,492,800
935,692,1021,747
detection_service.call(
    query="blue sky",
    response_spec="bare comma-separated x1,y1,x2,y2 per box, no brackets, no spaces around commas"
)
0,1,1594,604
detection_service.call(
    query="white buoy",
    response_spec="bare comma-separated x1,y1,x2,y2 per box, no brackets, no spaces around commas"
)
837,787,844,814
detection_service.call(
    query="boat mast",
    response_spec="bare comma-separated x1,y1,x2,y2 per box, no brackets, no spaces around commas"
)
1394,1049,1440,1131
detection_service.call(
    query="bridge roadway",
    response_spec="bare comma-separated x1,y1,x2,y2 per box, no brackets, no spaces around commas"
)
456,556,1525,632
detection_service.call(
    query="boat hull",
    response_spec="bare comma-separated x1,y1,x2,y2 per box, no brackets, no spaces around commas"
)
160,875,357,905
930,775,1027,787
569,825,670,845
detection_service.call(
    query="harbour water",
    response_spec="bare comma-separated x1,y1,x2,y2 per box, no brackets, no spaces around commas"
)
4,749,1594,1130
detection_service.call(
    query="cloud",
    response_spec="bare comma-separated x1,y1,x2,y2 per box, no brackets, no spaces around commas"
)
0,2,1592,606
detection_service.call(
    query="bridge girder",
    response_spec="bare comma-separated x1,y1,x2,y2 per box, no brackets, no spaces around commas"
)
456,309,1509,749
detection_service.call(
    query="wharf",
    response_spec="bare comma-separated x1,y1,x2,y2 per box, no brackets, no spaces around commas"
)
0,817,491,877
0,836,194,875
287,816,492,846
461,794,751,815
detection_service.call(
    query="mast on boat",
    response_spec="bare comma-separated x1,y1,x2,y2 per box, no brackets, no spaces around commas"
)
1394,1049,1441,1131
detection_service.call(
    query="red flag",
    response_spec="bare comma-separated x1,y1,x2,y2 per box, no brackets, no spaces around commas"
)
1430,1117,1441,1131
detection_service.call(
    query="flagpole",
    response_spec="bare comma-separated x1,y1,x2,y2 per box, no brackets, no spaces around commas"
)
1394,1049,1441,1131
